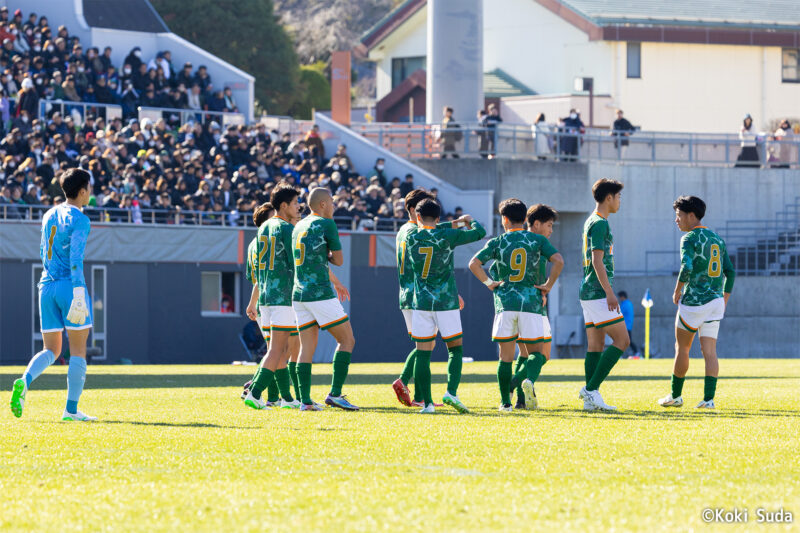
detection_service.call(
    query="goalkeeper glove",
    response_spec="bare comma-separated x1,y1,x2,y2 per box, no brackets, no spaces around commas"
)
66,287,90,326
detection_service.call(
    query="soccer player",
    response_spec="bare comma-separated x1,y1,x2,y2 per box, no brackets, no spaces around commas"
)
507,204,563,409
392,188,470,408
9,168,96,421
658,196,734,409
244,185,304,410
292,187,358,411
407,198,486,413
579,178,630,411
470,199,563,411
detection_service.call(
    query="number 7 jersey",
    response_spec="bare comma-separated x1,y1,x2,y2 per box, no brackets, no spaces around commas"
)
679,226,735,305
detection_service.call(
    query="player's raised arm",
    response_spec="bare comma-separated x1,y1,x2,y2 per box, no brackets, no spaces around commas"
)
469,239,501,290
449,218,487,246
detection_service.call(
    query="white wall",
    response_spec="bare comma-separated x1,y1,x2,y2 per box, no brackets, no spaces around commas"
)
617,42,800,133
7,0,92,44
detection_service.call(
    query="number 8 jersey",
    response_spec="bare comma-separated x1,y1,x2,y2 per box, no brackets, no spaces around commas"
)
679,226,735,306
475,229,557,315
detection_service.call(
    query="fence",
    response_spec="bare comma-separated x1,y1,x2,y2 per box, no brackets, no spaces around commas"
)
0,203,409,232
38,100,122,124
137,106,245,129
353,122,800,168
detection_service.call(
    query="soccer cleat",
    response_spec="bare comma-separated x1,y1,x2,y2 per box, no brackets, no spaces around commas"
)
264,400,280,407
498,404,513,412
241,379,252,400
589,389,616,411
280,399,302,409
10,378,26,418
514,397,526,410
300,402,324,411
325,394,360,411
658,394,684,407
579,386,603,411
442,392,469,414
392,378,412,407
243,391,271,410
411,400,425,408
583,398,597,411
696,399,716,409
419,403,435,414
521,379,538,410
61,410,97,421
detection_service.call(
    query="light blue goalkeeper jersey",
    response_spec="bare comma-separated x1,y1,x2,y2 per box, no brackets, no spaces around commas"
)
39,204,91,288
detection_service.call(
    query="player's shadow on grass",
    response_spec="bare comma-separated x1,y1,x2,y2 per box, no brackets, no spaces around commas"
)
527,407,800,420
96,419,258,429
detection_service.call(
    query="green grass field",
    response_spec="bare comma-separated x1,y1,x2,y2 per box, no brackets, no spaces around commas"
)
1,359,798,532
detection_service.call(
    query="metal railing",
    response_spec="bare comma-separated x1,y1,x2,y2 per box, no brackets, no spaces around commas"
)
0,203,409,233
353,122,800,168
38,100,122,123
138,106,245,129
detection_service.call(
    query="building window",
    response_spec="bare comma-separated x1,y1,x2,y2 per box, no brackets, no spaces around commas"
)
782,48,800,82
392,56,425,89
627,42,641,79
201,271,239,316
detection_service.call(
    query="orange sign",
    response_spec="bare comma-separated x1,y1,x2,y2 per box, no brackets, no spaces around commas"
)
331,51,351,126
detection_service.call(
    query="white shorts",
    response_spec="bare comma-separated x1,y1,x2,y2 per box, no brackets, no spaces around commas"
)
491,311,544,344
542,315,552,343
411,309,462,342
260,305,298,337
258,306,271,342
293,298,349,331
677,298,725,339
580,299,625,329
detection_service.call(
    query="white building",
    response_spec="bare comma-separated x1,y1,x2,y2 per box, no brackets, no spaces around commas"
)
357,0,800,132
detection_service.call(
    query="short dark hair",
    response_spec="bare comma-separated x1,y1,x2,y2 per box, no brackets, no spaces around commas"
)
270,184,300,212
526,204,558,225
592,178,624,203
617,291,628,298
673,195,706,220
498,198,526,223
404,188,432,215
253,202,274,226
59,168,90,199
416,198,441,220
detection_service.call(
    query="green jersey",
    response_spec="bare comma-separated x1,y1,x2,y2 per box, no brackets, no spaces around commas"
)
679,226,735,306
292,214,341,302
580,212,614,301
475,229,557,315
406,221,486,311
257,216,295,307
245,237,266,305
396,220,452,310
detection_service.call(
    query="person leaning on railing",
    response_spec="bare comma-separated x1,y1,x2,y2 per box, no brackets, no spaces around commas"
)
735,114,760,168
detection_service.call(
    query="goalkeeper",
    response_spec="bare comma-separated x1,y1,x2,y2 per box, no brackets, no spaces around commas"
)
10,168,97,422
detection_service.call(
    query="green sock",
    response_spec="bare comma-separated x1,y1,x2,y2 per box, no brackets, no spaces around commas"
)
251,367,275,400
330,351,351,397
446,345,463,396
297,362,312,405
288,361,301,400
671,374,685,398
586,346,624,391
584,351,602,384
514,356,528,401
704,376,717,401
400,349,417,386
275,367,294,402
498,361,512,405
526,352,547,383
267,374,280,403
414,350,432,405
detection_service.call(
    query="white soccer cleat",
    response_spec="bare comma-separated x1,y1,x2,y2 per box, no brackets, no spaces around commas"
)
658,394,684,407
419,403,435,414
61,410,97,421
696,399,716,409
243,391,271,410
280,399,302,409
583,398,597,411
521,379,538,410
498,404,513,412
579,386,599,410
590,389,616,411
